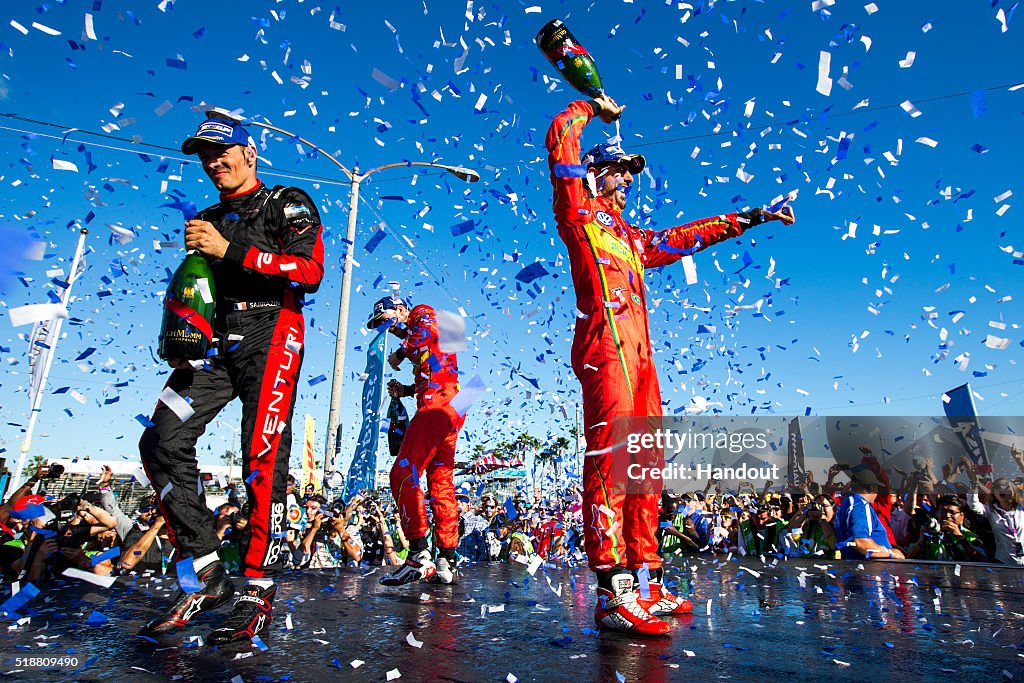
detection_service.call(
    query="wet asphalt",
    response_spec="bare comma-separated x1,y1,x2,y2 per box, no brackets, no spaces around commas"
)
1,556,1022,682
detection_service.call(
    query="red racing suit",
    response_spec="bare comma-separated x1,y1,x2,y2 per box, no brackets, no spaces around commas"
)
546,100,765,571
389,304,465,550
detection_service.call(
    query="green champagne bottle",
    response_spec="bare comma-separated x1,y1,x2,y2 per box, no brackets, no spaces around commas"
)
387,396,410,460
536,19,605,98
158,251,216,361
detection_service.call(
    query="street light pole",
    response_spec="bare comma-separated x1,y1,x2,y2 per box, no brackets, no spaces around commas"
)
324,169,361,480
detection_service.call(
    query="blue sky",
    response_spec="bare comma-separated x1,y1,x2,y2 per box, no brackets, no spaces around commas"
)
0,0,1021,475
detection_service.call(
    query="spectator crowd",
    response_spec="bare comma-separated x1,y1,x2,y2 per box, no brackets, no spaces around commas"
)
1,444,1022,589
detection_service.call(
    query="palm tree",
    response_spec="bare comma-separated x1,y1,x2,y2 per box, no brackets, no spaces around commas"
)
549,436,571,479
28,454,47,472
220,449,237,481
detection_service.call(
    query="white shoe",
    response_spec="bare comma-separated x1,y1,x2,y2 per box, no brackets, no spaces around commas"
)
380,550,436,586
426,557,457,584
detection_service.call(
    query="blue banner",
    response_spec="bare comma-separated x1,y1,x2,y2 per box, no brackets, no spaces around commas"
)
344,331,387,500
942,383,992,473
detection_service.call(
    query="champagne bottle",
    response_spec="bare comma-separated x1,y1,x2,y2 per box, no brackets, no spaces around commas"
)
536,19,605,97
158,251,216,361
387,396,409,460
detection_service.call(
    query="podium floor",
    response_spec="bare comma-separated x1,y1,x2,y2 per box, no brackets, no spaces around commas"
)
2,556,1022,681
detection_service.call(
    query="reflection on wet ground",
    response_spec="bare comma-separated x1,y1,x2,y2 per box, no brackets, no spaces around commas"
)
1,557,1022,681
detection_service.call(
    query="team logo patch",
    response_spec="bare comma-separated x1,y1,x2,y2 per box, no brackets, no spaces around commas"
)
284,203,314,232
595,211,614,227
283,203,311,220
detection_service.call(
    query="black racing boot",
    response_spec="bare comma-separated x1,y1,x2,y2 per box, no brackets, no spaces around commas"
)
140,562,236,636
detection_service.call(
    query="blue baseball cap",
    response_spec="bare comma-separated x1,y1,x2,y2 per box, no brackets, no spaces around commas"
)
181,118,256,154
367,295,411,329
581,142,645,174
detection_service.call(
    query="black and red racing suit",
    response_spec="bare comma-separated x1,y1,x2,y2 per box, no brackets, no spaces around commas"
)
140,180,324,578
546,100,765,572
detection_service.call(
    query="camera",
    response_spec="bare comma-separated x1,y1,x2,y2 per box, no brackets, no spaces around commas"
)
39,463,65,480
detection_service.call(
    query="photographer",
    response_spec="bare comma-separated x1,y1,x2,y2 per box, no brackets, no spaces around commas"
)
119,495,169,574
299,496,362,568
907,496,987,562
0,463,63,526
457,494,491,562
361,497,404,566
22,493,117,582
788,495,838,559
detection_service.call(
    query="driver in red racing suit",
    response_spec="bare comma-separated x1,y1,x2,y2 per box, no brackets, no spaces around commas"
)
546,94,795,636
367,297,465,587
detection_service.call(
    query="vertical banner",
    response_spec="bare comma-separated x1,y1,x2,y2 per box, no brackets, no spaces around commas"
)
344,330,388,500
303,414,318,491
943,383,992,473
787,417,806,486
14,228,88,487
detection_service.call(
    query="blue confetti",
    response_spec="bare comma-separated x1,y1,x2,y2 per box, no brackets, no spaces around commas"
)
515,262,549,284
176,558,202,593
86,610,109,625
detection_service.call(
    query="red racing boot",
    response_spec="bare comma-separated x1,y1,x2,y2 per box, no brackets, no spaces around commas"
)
637,580,693,616
380,549,437,586
593,572,671,636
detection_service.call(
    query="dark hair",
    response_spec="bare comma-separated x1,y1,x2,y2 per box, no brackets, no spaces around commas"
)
936,495,965,513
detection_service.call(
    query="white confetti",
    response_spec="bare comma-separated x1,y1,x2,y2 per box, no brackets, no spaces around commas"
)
449,374,486,416
406,631,423,648
31,21,61,36
386,669,401,681
8,303,68,327
83,13,97,41
159,386,195,422
62,567,118,588
900,100,922,118
815,51,833,96
195,278,213,304
51,158,79,172
984,335,1011,350
437,309,468,353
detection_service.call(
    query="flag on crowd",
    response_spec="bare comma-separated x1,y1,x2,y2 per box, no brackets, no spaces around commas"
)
466,452,525,474
942,383,992,473
345,331,387,499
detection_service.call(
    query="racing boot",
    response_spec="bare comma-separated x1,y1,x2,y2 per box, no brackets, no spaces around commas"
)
140,562,236,636
380,549,436,586
207,582,276,644
426,554,458,585
593,571,671,636
635,568,693,616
